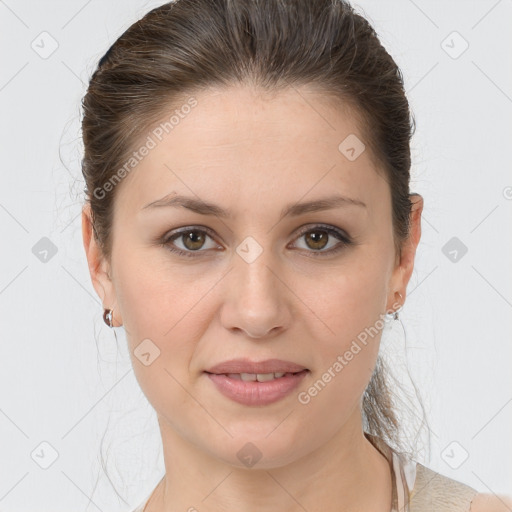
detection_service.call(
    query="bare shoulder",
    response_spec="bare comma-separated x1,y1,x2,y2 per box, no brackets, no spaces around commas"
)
470,492,512,512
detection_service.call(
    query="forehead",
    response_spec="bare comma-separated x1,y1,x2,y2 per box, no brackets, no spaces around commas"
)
115,85,389,218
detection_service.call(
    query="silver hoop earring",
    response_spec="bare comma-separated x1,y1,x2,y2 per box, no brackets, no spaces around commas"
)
103,308,114,328
393,292,404,320
385,292,403,322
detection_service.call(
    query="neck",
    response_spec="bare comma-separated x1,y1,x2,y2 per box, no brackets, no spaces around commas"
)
147,409,393,512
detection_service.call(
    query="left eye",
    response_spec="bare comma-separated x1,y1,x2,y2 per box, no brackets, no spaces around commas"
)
164,229,219,255
290,225,351,255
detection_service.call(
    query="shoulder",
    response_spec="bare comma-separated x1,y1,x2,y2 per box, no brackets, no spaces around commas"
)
469,493,512,512
409,463,512,512
409,463,478,511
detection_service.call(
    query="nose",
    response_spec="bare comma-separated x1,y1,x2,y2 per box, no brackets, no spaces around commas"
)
220,244,292,339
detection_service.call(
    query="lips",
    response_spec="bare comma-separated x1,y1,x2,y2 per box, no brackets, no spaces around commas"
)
205,358,308,375
205,370,309,406
204,358,310,406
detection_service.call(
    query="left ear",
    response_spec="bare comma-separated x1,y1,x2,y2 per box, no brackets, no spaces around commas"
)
387,193,423,312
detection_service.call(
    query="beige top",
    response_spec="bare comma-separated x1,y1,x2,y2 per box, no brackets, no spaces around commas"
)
364,432,479,512
131,432,479,512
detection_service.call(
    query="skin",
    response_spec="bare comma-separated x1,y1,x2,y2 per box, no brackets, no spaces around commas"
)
83,85,424,512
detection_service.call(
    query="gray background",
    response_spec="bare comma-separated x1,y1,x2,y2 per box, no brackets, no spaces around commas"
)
0,0,511,510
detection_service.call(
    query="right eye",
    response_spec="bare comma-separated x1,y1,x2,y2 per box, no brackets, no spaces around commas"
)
162,227,222,258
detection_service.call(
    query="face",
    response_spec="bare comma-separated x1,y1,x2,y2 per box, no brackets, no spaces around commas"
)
83,85,422,469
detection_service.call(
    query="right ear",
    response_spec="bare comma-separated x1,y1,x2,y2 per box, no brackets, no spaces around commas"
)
81,202,122,326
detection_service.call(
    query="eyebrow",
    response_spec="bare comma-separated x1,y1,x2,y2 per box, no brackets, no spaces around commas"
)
142,193,367,220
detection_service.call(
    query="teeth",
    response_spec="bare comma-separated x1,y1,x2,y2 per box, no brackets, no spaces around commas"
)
255,372,276,382
226,372,287,382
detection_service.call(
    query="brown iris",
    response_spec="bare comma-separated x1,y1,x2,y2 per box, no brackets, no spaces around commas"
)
182,231,206,250
304,230,328,250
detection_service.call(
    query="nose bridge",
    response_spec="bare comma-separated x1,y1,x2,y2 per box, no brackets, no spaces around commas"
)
235,233,280,305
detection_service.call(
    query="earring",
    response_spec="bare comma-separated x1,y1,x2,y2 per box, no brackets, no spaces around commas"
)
103,308,114,328
393,292,404,321
385,292,404,322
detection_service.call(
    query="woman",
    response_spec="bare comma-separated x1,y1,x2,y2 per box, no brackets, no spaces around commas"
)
81,0,510,510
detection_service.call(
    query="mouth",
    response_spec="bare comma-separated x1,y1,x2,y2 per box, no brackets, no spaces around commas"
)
204,368,309,406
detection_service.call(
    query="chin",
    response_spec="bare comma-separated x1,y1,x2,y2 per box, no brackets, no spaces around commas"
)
207,426,310,470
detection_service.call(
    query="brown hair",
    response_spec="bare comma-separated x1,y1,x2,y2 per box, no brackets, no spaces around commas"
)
82,0,427,459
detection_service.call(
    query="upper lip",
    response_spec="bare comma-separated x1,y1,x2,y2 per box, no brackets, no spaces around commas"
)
205,358,308,374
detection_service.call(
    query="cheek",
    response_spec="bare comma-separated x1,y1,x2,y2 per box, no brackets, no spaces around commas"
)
309,255,389,351
116,281,198,430
298,255,389,407
113,242,207,338
112,252,197,371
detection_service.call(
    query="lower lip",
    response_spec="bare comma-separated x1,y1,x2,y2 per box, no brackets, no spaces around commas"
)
205,370,309,406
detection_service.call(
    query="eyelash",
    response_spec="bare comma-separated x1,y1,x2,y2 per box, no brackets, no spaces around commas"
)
159,224,353,259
